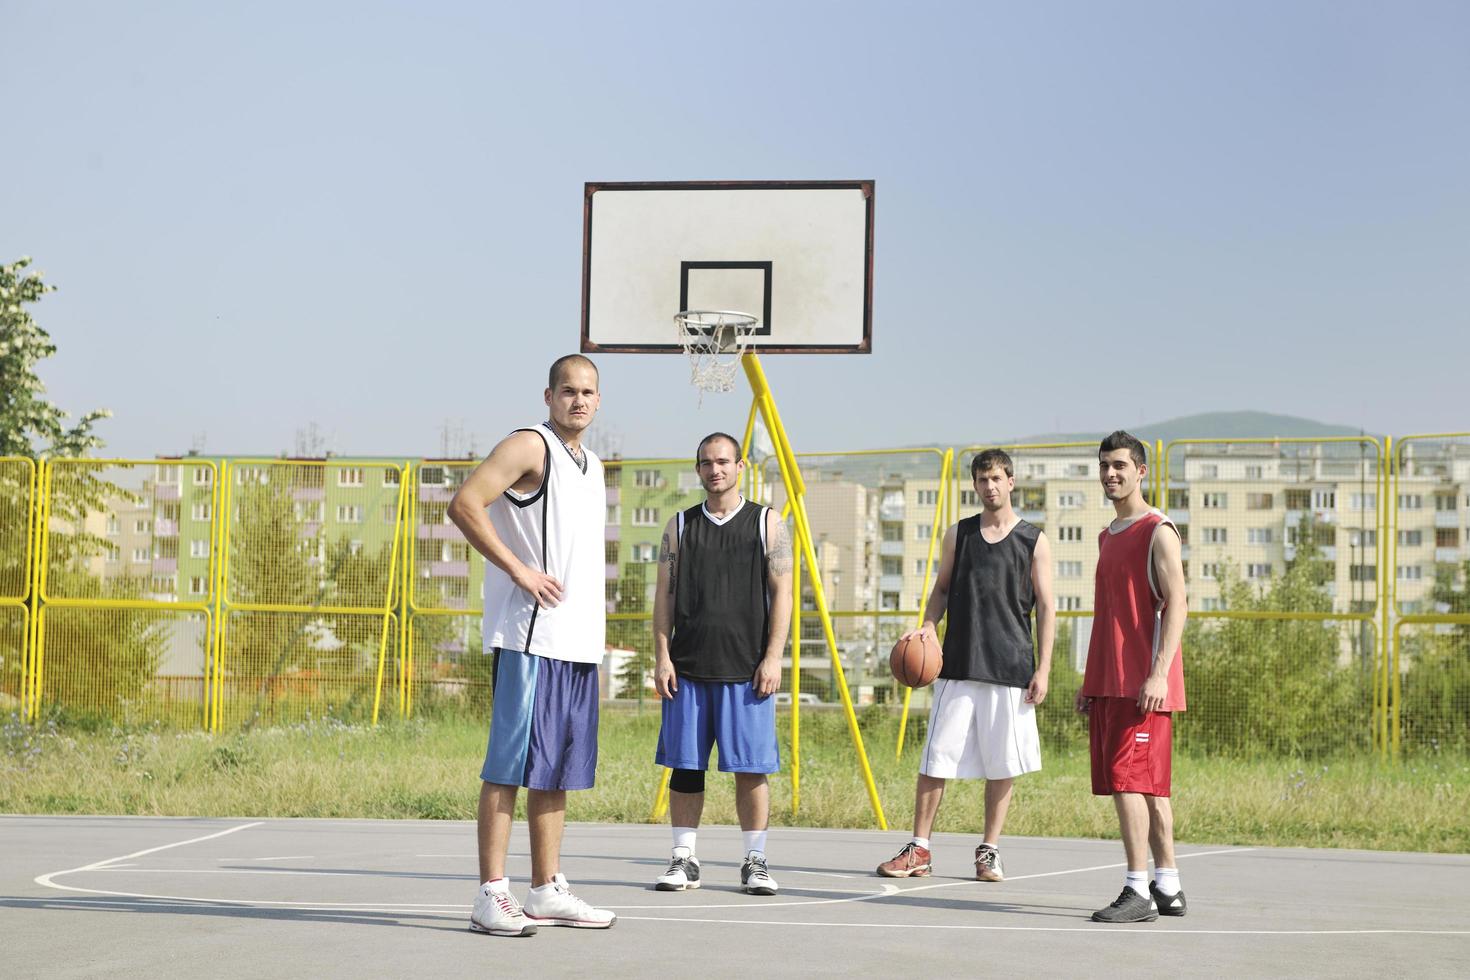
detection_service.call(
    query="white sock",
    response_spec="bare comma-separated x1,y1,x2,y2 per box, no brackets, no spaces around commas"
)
1154,867,1181,896
911,837,930,850
673,826,697,856
1124,870,1149,897
482,877,509,895
529,880,558,895
743,830,767,857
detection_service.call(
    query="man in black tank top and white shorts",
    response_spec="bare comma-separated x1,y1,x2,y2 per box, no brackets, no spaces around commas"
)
651,432,794,896
877,449,1056,882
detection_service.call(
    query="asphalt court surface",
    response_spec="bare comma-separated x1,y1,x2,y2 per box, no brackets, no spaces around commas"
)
3,816,1467,978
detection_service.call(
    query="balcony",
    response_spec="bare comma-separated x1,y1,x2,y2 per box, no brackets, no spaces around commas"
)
1018,508,1044,524
154,519,179,537
1436,511,1460,528
154,484,180,501
878,501,905,522
292,488,326,501
417,524,462,540
606,487,620,505
879,574,904,593
1437,547,1463,564
151,558,177,575
606,563,619,579
879,540,905,558
1169,509,1190,524
419,487,454,503
605,524,620,541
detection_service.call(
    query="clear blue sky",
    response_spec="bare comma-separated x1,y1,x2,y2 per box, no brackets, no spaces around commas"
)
4,0,1467,459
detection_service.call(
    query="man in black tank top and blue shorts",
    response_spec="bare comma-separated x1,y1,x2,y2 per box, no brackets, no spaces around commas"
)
877,449,1056,882
651,432,794,896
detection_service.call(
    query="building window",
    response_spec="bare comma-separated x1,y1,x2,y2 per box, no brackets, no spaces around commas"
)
959,490,978,507
1201,527,1228,544
914,524,933,540
913,559,930,576
382,504,398,522
1247,528,1274,545
1313,490,1337,510
914,489,937,506
1397,494,1423,511
603,542,620,564
1201,493,1228,509
1057,525,1084,542
1285,489,1311,509
1397,565,1423,581
189,540,209,558
189,576,207,595
606,505,620,525
1057,595,1083,611
382,468,401,487
191,503,212,522
106,515,120,535
1348,529,1377,548
1025,464,1046,478
1436,528,1460,548
193,466,213,486
1349,564,1377,582
1066,463,1089,478
336,504,363,523
236,466,268,486
881,557,901,575
337,467,363,487
348,540,364,556
131,547,150,563
880,592,901,611
1199,464,1219,478
1167,490,1189,510
881,522,903,542
1246,493,1274,510
1435,494,1457,512
632,508,659,526
134,518,151,534
155,464,180,484
295,501,325,522
1057,561,1083,578
105,545,120,563
1200,597,1222,611
1247,563,1272,580
1348,493,1375,511
1198,563,1220,580
1056,493,1082,509
635,470,660,488
1245,465,1264,479
1398,530,1423,547
678,471,702,491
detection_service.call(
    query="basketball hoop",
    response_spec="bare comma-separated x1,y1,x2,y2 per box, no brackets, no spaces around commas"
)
674,310,759,396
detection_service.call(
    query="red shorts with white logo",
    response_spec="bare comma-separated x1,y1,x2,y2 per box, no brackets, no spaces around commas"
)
1088,697,1173,797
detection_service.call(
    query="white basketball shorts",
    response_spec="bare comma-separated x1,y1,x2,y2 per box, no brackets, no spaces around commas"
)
919,678,1041,780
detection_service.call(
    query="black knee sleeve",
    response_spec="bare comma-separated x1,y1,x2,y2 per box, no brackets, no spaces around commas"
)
669,768,706,794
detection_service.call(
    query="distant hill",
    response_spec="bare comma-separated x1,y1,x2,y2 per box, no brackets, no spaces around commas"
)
1005,411,1372,446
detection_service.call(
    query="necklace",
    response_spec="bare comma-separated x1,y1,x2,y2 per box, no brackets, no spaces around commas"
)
543,421,586,473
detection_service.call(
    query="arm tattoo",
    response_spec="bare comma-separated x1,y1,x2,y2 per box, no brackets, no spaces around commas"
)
768,519,794,576
662,530,677,595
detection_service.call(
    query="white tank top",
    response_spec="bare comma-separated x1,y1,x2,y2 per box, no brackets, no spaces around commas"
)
482,424,606,664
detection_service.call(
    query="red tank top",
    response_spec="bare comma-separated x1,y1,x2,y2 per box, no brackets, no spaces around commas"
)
1082,510,1186,710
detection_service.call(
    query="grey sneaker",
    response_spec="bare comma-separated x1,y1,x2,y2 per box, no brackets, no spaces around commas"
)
1091,887,1159,923
1150,881,1187,916
655,854,702,891
470,887,537,937
974,844,1004,882
523,873,616,929
740,853,779,896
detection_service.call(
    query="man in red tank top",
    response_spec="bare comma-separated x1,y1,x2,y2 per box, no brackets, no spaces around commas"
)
1077,431,1189,923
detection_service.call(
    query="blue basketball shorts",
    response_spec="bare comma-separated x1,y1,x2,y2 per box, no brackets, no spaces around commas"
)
655,680,779,774
481,648,600,791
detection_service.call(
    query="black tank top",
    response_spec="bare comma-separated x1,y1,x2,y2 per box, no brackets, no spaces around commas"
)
940,516,1039,687
670,501,770,682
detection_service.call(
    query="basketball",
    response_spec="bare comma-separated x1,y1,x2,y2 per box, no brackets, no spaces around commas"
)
890,633,942,688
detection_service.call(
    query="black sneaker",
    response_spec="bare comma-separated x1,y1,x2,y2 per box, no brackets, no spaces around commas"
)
655,854,701,891
1150,881,1187,916
740,854,779,896
1091,887,1159,923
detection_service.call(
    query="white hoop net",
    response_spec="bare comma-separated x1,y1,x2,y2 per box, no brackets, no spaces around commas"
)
675,310,759,397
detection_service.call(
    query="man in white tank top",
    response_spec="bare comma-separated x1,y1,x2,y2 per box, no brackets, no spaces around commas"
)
449,355,614,937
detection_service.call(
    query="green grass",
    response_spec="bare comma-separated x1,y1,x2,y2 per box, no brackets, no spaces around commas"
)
3,708,1467,853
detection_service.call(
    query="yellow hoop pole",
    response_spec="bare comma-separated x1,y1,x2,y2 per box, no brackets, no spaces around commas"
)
650,766,672,822
790,534,802,815
742,352,887,829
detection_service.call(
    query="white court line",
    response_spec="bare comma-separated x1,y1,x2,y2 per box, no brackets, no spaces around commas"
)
614,915,1470,936
216,855,314,862
34,822,263,894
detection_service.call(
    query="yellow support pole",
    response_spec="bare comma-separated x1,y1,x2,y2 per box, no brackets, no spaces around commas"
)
23,457,42,721
790,531,802,815
30,459,56,720
650,766,672,821
896,448,953,758
742,352,887,829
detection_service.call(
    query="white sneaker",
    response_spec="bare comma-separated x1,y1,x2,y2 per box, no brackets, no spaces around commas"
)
655,854,702,891
523,873,616,929
741,853,779,896
470,886,537,937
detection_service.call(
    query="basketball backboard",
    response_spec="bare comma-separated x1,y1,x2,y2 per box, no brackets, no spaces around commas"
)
581,180,874,354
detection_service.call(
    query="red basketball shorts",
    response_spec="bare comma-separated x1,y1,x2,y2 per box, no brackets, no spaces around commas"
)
1088,697,1173,797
